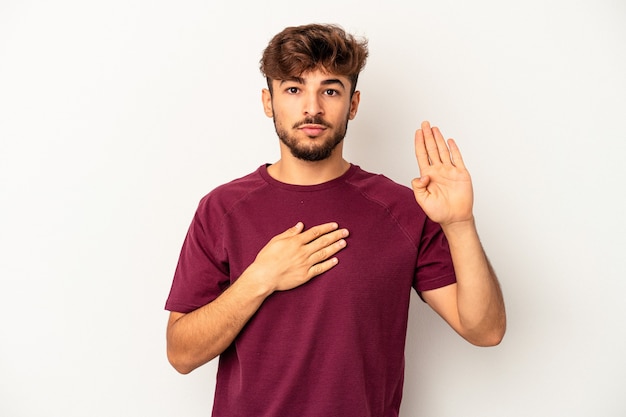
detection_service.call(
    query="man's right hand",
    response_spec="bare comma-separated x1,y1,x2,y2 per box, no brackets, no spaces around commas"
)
246,221,349,294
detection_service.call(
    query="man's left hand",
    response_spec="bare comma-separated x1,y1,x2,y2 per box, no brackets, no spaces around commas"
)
411,121,474,226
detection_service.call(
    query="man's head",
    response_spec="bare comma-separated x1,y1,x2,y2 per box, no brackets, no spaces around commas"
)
260,24,369,162
260,24,368,96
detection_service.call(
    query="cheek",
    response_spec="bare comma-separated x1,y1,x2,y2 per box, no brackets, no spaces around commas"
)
271,110,283,125
271,106,294,126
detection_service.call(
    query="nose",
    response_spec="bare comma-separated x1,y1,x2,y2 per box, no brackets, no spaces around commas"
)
303,92,323,116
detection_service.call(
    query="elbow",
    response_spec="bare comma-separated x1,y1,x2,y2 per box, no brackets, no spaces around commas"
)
467,318,507,347
167,349,195,375
471,328,505,347
167,344,219,375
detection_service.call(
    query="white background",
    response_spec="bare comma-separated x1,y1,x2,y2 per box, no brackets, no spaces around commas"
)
1,1,625,416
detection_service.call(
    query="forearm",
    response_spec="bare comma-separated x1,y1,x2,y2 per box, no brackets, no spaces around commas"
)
166,268,272,374
442,218,506,345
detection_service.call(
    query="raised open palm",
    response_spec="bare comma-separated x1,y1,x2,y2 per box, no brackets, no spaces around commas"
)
411,121,474,226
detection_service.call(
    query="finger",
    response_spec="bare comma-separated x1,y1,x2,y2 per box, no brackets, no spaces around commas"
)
271,222,305,242
421,121,442,165
411,176,432,207
291,221,305,234
411,176,430,191
307,256,340,279
414,129,430,170
310,234,347,265
447,138,466,169
431,126,452,165
299,222,340,244
306,228,349,255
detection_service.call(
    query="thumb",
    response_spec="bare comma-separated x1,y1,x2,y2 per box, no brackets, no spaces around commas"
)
411,176,430,191
288,221,305,235
272,222,304,242
411,176,431,204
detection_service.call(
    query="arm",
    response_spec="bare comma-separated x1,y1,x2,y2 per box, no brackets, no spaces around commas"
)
167,221,349,374
411,121,506,346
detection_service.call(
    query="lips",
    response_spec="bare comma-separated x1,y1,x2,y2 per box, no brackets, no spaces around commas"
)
299,125,326,136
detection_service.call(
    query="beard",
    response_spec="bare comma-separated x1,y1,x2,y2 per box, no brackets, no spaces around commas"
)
274,115,349,162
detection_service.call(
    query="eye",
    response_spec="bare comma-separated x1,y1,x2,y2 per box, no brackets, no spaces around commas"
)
324,89,339,96
286,86,300,94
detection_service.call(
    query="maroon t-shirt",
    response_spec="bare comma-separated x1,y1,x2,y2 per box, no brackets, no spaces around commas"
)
166,164,456,417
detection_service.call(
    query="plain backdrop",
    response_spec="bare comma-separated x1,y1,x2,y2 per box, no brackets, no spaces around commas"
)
1,1,625,416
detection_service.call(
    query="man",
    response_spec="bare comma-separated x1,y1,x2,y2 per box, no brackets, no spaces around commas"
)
165,23,505,416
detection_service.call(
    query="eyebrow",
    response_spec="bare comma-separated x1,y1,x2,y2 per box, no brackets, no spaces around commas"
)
321,79,346,89
279,77,346,90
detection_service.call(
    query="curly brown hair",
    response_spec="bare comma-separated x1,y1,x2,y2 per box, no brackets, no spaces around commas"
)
260,24,368,95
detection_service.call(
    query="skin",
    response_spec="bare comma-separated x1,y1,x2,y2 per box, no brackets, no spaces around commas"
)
413,122,506,346
166,69,506,374
261,71,360,185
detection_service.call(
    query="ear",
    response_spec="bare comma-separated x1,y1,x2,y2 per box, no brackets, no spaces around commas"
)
262,88,273,118
348,90,361,120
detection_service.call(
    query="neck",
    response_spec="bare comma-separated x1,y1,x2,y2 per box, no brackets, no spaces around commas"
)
267,149,350,186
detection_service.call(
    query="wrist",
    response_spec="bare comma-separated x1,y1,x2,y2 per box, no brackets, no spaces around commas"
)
238,264,275,299
440,217,478,240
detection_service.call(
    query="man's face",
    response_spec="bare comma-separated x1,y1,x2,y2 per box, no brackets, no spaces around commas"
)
262,70,360,161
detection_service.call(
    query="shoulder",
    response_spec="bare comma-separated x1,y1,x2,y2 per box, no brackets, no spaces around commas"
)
346,165,417,206
196,165,269,218
344,165,430,235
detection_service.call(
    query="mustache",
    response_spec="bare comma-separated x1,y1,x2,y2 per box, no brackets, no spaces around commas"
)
292,116,332,129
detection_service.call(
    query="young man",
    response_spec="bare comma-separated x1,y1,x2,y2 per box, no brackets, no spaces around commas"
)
165,23,505,416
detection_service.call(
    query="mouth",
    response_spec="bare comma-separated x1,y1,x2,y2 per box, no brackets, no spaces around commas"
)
298,124,327,137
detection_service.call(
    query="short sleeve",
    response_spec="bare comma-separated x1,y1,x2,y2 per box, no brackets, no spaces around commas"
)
164,197,230,313
413,217,457,293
